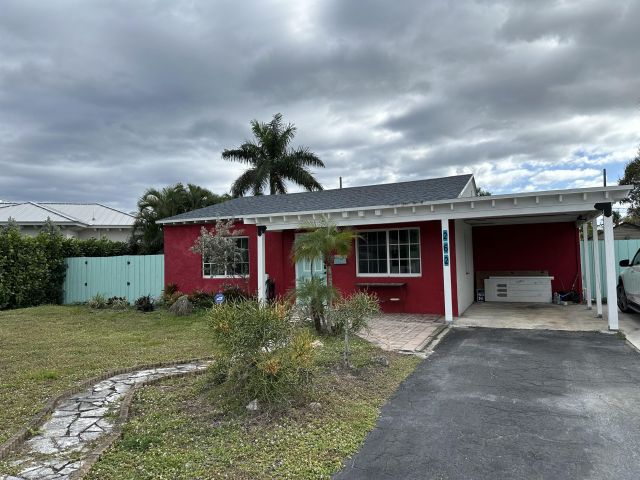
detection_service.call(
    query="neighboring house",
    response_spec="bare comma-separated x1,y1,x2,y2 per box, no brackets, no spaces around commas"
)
159,173,630,330
0,202,135,242
596,222,640,240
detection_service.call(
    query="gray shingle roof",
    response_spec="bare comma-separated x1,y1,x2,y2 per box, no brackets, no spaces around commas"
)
160,174,473,223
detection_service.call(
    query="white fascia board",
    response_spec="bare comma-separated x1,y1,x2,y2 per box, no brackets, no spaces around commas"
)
158,184,631,226
257,189,630,230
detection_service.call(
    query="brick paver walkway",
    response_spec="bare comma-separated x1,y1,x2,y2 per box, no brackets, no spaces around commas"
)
358,314,444,352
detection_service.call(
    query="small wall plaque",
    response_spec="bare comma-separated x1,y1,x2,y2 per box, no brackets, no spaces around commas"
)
333,255,347,265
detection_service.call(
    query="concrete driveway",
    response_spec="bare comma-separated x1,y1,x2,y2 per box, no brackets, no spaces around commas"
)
335,328,640,480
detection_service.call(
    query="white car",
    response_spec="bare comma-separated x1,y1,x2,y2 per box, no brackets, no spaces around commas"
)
618,252,640,313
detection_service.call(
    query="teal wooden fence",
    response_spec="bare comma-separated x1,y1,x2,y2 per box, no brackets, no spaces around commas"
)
580,239,640,300
63,255,164,304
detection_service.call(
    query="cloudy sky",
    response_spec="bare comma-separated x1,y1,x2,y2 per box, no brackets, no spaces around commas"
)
1,0,639,211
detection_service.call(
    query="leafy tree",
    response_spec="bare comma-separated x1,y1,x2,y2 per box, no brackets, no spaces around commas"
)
476,187,491,196
619,147,640,221
292,217,356,332
223,113,325,196
190,219,247,282
131,183,226,254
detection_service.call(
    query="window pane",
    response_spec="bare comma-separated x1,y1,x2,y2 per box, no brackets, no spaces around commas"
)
203,264,211,276
410,244,420,258
409,229,419,243
399,259,410,273
389,230,398,243
399,244,409,258
389,244,399,259
399,229,408,243
390,259,399,274
357,231,388,274
410,259,421,273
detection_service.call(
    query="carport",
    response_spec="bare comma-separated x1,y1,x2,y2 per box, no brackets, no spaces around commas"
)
448,185,631,331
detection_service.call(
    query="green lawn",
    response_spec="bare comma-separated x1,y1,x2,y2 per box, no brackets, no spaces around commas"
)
85,336,421,479
0,305,213,444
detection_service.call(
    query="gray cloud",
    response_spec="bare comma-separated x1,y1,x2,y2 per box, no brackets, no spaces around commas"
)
0,0,639,211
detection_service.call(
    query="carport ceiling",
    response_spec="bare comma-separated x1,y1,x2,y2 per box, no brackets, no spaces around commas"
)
465,211,596,226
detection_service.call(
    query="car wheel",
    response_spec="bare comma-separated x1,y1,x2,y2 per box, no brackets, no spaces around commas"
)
618,283,632,313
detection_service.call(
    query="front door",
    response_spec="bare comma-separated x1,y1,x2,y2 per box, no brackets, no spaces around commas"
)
295,257,326,287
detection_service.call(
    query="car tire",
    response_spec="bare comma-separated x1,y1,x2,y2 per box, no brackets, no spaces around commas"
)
618,282,632,313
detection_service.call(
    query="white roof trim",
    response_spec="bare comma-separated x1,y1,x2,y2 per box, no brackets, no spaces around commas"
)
159,184,631,226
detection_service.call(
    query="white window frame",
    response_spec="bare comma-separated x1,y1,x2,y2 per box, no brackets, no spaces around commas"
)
355,228,422,277
202,236,250,278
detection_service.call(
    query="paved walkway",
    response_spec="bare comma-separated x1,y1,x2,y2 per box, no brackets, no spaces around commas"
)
358,314,443,352
1,361,210,480
335,328,640,479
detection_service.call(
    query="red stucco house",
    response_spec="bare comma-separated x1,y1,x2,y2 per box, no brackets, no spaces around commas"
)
159,174,630,330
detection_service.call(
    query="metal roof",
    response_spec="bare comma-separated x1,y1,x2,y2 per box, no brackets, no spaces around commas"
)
160,174,474,224
0,202,135,227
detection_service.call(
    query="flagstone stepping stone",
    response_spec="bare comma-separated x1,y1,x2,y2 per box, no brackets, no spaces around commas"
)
1,360,210,480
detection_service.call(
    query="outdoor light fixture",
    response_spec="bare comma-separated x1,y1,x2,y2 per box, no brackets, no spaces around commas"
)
593,202,612,217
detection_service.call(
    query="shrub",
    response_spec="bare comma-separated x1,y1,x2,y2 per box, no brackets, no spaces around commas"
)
164,290,183,307
221,283,251,302
169,295,194,316
209,300,314,408
163,283,179,297
188,290,214,309
107,296,129,310
328,292,380,366
135,295,155,312
88,293,108,309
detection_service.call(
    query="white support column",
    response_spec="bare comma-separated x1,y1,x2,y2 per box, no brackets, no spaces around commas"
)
257,226,266,303
582,223,592,309
591,217,603,317
603,213,618,330
441,218,453,323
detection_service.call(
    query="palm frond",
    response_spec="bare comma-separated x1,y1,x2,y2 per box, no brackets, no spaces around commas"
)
221,143,261,165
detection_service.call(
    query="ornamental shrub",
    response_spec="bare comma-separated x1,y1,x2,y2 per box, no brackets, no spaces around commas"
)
209,300,315,408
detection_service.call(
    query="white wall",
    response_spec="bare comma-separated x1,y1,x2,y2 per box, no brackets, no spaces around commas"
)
455,219,475,315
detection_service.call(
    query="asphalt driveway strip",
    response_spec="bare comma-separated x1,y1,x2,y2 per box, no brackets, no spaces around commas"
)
334,328,640,480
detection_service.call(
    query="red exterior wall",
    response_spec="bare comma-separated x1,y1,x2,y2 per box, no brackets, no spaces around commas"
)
472,222,582,295
163,219,454,315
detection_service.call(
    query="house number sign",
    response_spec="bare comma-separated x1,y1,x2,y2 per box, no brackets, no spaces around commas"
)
442,229,449,266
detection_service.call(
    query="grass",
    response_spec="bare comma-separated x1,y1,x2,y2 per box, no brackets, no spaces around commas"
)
0,305,213,444
85,336,421,479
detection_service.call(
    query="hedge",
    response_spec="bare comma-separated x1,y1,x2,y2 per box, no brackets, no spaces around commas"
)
0,223,134,309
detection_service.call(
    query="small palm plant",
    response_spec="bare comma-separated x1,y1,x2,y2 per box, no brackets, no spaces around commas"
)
292,217,357,332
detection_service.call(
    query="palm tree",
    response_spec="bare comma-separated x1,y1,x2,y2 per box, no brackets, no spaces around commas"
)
292,217,356,331
131,183,224,254
223,113,325,196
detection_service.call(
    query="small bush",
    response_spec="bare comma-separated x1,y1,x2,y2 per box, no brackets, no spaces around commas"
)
188,290,214,309
209,300,314,408
221,283,251,302
88,293,108,309
106,296,129,310
164,290,183,307
135,295,155,312
329,292,379,336
164,283,179,297
169,295,194,316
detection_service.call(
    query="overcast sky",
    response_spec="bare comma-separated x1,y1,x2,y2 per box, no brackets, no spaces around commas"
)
1,0,639,211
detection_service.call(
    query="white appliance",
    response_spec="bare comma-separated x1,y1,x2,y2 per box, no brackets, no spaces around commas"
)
484,276,554,303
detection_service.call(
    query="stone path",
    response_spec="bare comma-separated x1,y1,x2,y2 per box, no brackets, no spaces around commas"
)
358,313,443,352
1,361,211,480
